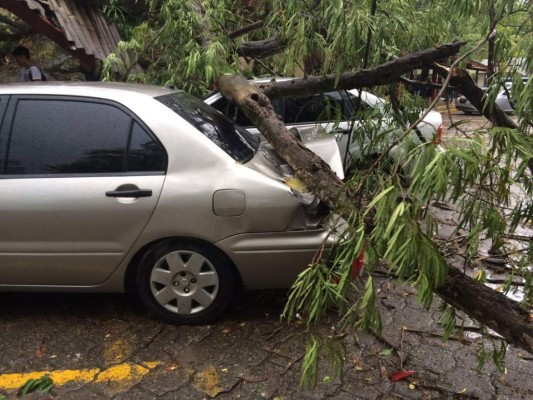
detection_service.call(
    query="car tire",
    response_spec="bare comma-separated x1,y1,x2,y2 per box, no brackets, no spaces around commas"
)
136,240,235,324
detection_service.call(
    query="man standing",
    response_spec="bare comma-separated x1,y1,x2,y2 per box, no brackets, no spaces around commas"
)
11,46,44,81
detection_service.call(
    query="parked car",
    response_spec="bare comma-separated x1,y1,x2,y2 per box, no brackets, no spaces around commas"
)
456,77,529,115
494,80,529,114
495,83,515,114
455,87,488,115
0,82,337,324
204,78,443,169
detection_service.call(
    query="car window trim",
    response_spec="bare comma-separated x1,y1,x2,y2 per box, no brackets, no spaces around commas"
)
339,90,355,119
1,94,168,176
0,171,165,180
124,118,135,172
0,95,8,129
0,95,10,173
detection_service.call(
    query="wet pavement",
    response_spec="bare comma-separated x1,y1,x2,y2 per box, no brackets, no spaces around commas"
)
1,110,532,399
1,275,532,399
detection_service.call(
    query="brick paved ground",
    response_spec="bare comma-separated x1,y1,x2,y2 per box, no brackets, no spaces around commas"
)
0,275,531,399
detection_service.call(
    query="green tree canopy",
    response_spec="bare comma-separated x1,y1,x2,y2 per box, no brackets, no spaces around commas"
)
102,0,533,386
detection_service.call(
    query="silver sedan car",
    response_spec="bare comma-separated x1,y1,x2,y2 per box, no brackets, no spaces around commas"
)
0,82,335,324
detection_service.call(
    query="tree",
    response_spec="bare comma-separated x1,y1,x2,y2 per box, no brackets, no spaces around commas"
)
103,0,533,386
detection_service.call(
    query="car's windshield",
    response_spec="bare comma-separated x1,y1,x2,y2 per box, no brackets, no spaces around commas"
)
156,92,260,163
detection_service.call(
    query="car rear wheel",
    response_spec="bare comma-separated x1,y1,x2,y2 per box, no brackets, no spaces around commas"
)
136,241,235,324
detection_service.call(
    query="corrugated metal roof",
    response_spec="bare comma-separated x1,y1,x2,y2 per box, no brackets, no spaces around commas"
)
2,0,121,69
46,0,121,61
22,0,45,14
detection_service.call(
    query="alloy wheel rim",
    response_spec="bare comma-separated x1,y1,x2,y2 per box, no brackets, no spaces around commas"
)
150,250,219,315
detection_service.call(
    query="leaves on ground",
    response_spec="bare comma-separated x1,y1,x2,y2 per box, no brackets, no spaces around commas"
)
18,375,54,395
389,370,416,382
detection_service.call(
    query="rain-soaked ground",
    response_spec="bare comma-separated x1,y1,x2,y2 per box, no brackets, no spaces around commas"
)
0,279,531,399
1,111,532,399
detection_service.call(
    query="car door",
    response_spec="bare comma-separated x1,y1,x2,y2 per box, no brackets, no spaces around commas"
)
0,96,167,286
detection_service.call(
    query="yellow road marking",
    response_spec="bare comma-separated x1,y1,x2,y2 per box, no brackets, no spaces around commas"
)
0,361,161,390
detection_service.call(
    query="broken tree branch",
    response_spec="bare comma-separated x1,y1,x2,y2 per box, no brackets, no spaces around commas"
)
217,41,533,355
437,267,533,353
432,63,517,129
257,41,465,98
218,75,347,210
229,20,264,39
237,35,286,58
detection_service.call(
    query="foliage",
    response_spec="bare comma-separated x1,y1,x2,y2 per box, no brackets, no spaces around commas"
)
18,376,53,396
476,337,507,372
101,0,533,386
300,333,345,388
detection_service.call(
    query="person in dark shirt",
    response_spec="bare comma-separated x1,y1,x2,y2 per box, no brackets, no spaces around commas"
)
12,46,44,81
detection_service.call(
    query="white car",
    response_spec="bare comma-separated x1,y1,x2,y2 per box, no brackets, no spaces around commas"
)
204,78,443,172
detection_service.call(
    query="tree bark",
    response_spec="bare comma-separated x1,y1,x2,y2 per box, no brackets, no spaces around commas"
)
218,75,347,209
257,41,465,99
432,63,517,129
437,268,533,353
229,21,264,40
217,42,533,355
237,35,286,59
487,1,496,82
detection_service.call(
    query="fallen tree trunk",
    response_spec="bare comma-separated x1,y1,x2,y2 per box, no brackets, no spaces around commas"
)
432,63,517,129
218,43,533,355
257,41,465,98
218,75,347,209
437,267,533,353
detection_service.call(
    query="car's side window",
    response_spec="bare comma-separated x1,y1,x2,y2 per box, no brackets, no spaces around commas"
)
6,99,130,174
4,99,165,175
127,121,166,172
283,92,350,124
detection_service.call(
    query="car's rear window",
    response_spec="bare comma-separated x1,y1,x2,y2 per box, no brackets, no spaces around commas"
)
156,92,260,163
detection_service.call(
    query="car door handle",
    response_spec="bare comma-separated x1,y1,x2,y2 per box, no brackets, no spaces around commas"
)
106,189,153,198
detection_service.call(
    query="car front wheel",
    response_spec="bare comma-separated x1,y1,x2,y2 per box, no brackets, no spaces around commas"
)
136,241,235,324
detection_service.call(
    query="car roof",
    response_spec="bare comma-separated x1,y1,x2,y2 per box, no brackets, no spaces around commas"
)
0,82,177,98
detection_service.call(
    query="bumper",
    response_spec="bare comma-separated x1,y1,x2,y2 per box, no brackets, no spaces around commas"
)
455,102,479,114
215,229,335,289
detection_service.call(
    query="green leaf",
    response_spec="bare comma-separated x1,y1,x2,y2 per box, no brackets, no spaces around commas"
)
19,375,54,395
363,186,395,217
384,202,406,237
380,348,395,356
